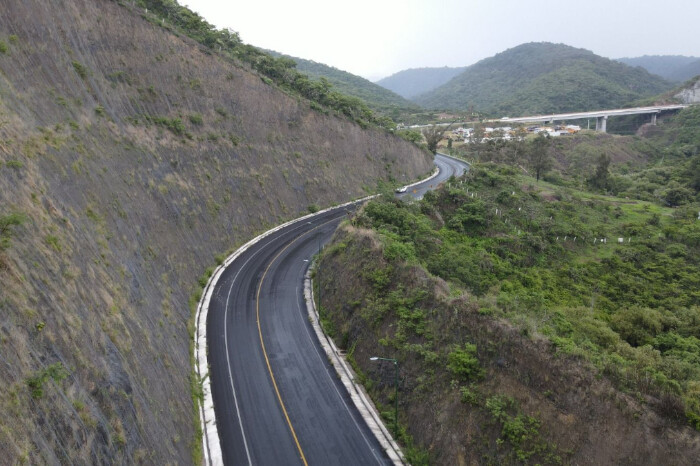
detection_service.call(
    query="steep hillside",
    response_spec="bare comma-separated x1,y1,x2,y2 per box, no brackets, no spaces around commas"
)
617,55,699,82
0,0,432,463
376,66,467,99
415,42,673,116
318,163,700,464
266,50,420,115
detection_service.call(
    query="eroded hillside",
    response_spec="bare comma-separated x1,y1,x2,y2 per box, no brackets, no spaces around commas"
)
0,0,432,463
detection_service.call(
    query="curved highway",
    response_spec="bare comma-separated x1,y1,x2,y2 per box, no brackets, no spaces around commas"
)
205,153,468,465
398,152,467,201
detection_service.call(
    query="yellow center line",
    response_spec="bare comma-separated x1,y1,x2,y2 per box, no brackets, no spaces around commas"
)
255,217,340,466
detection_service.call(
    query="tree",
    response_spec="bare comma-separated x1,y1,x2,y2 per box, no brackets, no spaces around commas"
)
588,153,611,191
423,125,446,154
527,133,553,182
686,156,700,193
505,132,526,166
470,125,485,144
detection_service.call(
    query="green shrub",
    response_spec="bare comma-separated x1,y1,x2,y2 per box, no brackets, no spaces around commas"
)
26,362,68,399
45,235,61,252
0,41,8,54
460,385,480,405
72,61,88,79
383,238,416,262
611,306,663,347
485,394,513,421
149,116,186,136
446,343,483,382
0,212,26,250
188,113,203,125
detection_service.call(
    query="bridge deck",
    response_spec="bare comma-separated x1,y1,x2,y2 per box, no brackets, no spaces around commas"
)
498,104,688,124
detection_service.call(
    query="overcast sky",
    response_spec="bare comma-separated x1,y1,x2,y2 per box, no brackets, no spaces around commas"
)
181,0,700,81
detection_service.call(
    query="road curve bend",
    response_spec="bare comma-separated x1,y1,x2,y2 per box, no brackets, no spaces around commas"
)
196,153,469,465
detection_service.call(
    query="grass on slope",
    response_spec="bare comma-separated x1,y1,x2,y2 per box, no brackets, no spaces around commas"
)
129,0,392,129
355,163,700,429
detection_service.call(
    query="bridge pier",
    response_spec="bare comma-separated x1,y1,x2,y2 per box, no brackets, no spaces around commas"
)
595,115,608,132
651,113,657,125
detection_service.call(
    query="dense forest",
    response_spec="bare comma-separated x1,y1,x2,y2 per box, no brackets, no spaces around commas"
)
415,42,673,116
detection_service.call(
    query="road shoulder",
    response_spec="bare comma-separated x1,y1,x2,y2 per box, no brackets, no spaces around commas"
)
304,268,406,465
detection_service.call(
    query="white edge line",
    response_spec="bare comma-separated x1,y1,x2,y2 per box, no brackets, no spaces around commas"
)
195,162,444,464
304,268,406,465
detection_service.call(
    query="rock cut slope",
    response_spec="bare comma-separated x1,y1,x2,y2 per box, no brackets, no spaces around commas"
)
0,0,432,463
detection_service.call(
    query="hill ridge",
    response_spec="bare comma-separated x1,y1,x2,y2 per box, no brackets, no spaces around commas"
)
414,42,672,116
617,55,700,82
376,66,467,99
265,49,420,115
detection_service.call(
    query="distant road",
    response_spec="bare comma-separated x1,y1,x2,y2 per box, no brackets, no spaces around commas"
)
397,152,468,200
205,153,469,464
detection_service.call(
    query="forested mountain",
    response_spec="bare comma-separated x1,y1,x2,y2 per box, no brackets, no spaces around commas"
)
617,55,700,82
415,42,673,116
375,66,467,99
266,51,420,115
671,59,700,83
0,0,432,463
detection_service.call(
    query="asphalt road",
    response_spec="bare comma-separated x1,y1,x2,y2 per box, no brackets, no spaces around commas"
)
207,153,469,465
397,152,468,201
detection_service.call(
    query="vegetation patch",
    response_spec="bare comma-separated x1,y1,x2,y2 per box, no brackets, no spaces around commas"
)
0,212,26,251
72,61,88,79
319,107,700,462
25,363,69,399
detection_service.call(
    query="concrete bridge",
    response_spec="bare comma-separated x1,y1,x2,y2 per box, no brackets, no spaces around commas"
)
498,104,689,132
